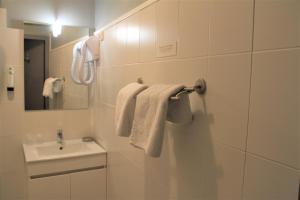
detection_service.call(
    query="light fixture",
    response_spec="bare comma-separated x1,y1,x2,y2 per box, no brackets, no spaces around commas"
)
52,20,62,37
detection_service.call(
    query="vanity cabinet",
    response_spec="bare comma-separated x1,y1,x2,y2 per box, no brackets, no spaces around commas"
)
28,168,106,200
23,140,107,200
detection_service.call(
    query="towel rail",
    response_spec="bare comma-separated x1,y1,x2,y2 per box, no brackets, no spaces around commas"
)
136,78,207,100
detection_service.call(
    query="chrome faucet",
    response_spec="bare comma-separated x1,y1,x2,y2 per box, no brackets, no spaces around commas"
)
57,129,64,147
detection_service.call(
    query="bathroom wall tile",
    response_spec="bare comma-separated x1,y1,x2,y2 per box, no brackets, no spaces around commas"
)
209,0,253,55
21,111,63,143
19,110,91,143
1,135,25,173
94,102,143,171
210,144,245,200
253,0,299,50
126,13,140,64
243,154,299,200
101,26,115,68
206,53,251,150
156,0,179,58
23,112,87,144
107,152,144,200
0,171,27,200
0,96,24,137
113,20,127,66
139,4,157,62
0,28,23,66
141,58,208,87
248,49,300,169
94,104,118,152
61,110,91,139
144,137,245,200
178,0,209,58
99,66,124,106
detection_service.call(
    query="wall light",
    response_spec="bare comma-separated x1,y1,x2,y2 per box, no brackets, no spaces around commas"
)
127,26,139,43
52,20,62,37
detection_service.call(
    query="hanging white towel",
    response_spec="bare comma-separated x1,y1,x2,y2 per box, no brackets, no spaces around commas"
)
115,83,148,137
130,84,185,157
42,77,58,99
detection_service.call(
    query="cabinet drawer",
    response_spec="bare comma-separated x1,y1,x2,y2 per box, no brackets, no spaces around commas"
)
28,154,106,177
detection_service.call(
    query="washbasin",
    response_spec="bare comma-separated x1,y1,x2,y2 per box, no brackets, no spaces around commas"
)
23,139,106,163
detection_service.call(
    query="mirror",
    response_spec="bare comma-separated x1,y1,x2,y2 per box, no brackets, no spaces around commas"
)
23,22,91,110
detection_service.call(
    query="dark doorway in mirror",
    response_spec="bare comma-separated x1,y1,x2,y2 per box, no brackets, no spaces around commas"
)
24,36,49,110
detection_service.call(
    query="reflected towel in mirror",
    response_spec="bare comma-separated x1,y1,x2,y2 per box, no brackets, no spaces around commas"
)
42,77,58,99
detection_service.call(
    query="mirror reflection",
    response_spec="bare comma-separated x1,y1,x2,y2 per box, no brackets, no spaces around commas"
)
23,22,90,110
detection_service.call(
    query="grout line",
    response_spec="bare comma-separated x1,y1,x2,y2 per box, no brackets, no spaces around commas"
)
241,0,257,198
100,50,253,69
253,46,300,54
211,138,247,154
246,151,300,172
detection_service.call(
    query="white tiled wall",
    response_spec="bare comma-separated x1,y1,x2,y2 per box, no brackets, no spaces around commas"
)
253,0,299,50
243,154,299,200
0,28,91,200
92,0,299,200
248,49,299,169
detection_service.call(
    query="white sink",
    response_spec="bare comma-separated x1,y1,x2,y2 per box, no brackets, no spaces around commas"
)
23,139,106,163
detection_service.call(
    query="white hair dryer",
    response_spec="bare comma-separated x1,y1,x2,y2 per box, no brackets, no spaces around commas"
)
71,36,100,85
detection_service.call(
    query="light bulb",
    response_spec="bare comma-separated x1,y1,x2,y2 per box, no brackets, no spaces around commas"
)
52,20,62,37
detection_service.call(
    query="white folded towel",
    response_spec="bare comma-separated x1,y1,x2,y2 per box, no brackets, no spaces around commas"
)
42,77,58,99
130,84,185,157
115,83,148,137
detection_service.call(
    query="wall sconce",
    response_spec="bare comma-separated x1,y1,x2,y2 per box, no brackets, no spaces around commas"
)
52,20,62,37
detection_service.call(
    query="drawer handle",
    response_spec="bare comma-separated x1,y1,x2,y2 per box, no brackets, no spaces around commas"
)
30,165,106,179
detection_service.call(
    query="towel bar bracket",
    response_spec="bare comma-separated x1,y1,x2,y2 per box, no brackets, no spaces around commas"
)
171,78,206,100
194,79,206,95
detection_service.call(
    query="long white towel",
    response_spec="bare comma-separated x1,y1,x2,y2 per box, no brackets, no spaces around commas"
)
42,78,58,99
115,83,148,137
130,84,184,157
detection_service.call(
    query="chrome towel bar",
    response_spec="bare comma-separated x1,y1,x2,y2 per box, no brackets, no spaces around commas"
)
136,78,207,100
